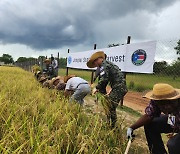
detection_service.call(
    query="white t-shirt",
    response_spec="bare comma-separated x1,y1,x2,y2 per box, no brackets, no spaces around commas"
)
52,59,58,69
65,77,88,90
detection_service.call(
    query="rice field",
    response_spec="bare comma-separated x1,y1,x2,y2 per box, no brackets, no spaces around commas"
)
0,66,143,153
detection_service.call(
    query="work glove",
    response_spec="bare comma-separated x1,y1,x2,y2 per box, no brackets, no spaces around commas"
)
127,127,134,139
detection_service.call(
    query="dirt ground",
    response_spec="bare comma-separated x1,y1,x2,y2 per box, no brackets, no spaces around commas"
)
124,91,150,114
84,91,150,153
84,90,172,153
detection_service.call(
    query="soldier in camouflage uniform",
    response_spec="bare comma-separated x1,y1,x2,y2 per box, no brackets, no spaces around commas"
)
93,54,107,95
87,51,128,128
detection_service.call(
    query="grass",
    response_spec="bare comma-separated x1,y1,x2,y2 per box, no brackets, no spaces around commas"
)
117,106,142,117
59,68,180,91
0,66,143,153
59,68,92,82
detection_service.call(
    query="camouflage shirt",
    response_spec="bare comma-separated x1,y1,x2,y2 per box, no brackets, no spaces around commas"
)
96,60,127,94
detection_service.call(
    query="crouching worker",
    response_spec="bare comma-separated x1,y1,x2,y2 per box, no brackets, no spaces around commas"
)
35,71,42,80
39,76,47,85
51,76,66,91
64,75,91,105
38,76,51,88
87,51,127,128
127,83,180,154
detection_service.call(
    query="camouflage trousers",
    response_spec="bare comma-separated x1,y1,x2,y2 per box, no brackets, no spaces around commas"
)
103,87,127,128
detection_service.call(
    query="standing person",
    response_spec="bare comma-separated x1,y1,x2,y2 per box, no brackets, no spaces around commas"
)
44,59,55,79
93,54,107,94
127,83,180,154
51,56,58,77
64,75,91,105
87,51,128,128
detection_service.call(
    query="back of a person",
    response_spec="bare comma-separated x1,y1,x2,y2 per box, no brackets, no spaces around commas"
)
103,60,125,88
52,59,58,68
66,76,90,104
66,77,88,90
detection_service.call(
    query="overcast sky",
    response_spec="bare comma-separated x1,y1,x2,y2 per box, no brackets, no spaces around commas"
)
0,0,180,61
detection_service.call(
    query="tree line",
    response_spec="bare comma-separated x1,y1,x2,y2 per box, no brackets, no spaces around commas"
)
153,60,180,79
0,54,67,68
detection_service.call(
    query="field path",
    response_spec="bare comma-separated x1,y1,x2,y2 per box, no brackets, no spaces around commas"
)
84,91,150,153
124,91,149,113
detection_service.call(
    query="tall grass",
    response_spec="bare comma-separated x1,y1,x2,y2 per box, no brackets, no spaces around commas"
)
0,66,141,153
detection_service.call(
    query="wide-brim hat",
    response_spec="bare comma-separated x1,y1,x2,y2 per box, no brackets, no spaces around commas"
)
39,76,47,83
36,71,41,75
50,76,64,86
56,82,66,91
143,83,180,100
44,59,51,63
64,75,76,83
87,51,105,68
42,80,51,88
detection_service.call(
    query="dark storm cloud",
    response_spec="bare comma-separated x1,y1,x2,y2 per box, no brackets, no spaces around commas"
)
0,0,178,50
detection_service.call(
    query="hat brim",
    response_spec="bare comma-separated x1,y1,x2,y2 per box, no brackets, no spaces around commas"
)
44,59,51,63
51,76,64,85
64,75,76,83
143,89,180,100
87,51,105,68
87,59,96,68
39,78,47,82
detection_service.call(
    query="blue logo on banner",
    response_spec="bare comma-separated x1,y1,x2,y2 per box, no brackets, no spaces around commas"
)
68,56,72,64
132,49,146,66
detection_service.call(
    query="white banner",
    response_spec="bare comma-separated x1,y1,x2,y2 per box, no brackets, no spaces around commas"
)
67,41,156,73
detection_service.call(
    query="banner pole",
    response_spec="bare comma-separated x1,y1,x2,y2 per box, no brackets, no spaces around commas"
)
66,49,70,76
57,52,60,68
90,44,97,84
120,36,131,106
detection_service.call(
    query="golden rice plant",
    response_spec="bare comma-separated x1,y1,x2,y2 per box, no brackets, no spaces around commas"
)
0,66,140,153
31,64,41,74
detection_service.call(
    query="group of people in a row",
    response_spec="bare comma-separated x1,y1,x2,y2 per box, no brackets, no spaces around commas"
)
35,51,179,153
39,57,59,80
34,66,91,105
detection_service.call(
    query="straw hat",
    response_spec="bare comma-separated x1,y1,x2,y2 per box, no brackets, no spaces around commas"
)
64,75,76,83
35,71,41,76
36,71,41,75
44,59,51,63
87,51,105,68
39,76,47,83
56,82,66,91
50,76,64,86
42,80,51,88
144,83,180,100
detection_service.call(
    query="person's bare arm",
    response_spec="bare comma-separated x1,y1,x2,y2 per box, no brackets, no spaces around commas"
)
130,114,153,130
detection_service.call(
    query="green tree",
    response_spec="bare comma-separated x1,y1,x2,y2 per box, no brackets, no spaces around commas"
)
27,57,37,61
16,57,28,62
153,61,168,74
0,54,14,64
38,56,46,60
165,60,180,79
174,40,180,60
59,58,67,68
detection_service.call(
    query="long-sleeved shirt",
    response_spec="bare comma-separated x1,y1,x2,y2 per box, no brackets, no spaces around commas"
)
96,60,127,92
